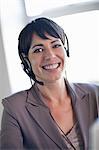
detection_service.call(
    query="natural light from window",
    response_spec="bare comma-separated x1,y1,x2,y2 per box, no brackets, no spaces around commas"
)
24,0,97,16
54,11,99,83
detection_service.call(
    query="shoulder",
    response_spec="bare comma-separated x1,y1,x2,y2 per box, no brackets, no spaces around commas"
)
2,87,32,112
73,82,99,88
3,90,27,104
73,82,99,93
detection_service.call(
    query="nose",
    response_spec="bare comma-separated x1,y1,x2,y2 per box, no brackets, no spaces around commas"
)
44,47,55,61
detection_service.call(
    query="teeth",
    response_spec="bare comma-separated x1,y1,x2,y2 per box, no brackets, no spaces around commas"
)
43,63,59,70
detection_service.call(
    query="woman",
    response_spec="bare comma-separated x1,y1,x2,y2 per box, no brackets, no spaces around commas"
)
0,17,99,150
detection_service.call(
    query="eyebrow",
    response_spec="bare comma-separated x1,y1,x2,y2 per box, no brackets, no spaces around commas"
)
51,39,59,44
31,44,43,49
31,39,60,49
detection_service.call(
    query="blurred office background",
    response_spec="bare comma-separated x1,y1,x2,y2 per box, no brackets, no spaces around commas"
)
0,0,99,127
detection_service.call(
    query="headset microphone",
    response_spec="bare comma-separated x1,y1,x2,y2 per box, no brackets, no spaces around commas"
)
33,78,44,85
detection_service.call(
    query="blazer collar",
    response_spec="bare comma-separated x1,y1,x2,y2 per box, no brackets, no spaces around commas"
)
26,81,88,106
26,81,90,149
69,82,90,149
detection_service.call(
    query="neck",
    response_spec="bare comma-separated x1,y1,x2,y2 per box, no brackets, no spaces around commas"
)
36,78,68,106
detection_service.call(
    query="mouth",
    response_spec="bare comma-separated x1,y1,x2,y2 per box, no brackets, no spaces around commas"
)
42,63,61,70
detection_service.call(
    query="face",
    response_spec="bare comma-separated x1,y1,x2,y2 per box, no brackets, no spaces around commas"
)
28,33,67,84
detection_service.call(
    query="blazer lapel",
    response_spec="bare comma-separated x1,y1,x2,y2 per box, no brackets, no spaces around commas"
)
75,94,90,149
25,85,67,149
70,83,90,149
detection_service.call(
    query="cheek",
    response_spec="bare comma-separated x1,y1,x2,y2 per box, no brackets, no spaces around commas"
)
60,49,66,61
30,60,37,70
31,60,36,66
60,50,67,68
30,62,38,75
30,59,41,73
59,47,66,57
64,52,67,61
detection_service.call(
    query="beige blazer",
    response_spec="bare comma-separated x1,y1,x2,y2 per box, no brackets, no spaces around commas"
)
0,81,99,150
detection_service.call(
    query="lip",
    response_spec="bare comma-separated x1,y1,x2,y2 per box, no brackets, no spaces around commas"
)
42,62,61,70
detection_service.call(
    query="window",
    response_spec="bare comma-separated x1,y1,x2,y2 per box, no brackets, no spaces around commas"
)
54,11,99,83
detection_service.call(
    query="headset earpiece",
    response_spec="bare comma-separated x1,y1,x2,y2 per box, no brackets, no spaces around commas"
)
20,53,32,75
66,50,70,57
64,34,70,57
64,47,70,57
20,53,44,85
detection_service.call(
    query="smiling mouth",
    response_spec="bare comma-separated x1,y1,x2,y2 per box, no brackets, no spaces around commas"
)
42,63,61,70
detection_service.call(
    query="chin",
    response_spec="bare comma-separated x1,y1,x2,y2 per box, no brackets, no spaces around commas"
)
46,75,63,83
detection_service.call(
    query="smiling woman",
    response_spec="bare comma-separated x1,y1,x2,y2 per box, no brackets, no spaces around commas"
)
0,17,99,150
28,33,66,85
18,17,69,85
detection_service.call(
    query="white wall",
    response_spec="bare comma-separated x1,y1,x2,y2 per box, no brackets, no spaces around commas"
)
0,0,31,128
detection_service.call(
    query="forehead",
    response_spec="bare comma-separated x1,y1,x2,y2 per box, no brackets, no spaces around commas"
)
31,33,61,45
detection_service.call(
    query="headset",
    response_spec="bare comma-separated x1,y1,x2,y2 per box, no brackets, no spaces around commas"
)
20,34,70,85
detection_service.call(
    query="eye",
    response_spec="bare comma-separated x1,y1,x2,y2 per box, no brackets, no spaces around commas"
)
53,44,62,48
33,48,44,53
